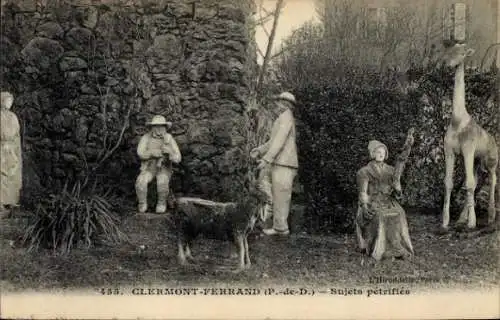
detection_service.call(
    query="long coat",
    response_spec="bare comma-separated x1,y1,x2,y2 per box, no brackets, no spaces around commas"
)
259,108,298,169
1,108,22,206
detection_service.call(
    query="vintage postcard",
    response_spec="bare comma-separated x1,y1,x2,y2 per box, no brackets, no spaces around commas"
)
0,0,499,319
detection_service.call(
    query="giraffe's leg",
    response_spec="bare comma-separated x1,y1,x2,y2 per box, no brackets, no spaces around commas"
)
487,166,497,226
462,149,477,230
442,148,456,231
457,164,479,227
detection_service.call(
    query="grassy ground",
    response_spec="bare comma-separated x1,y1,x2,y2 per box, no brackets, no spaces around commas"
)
0,208,498,293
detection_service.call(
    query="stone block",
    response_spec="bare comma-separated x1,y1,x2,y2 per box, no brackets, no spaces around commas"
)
66,27,94,52
21,37,64,69
4,0,256,203
59,56,88,71
36,22,64,39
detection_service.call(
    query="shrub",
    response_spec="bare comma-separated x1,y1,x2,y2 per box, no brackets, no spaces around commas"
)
22,180,129,255
295,84,418,233
293,69,498,234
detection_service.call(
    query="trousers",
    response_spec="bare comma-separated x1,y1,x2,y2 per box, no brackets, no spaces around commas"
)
135,162,172,212
258,164,297,232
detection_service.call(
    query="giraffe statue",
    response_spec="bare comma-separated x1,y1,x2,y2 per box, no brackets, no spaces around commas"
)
440,42,499,233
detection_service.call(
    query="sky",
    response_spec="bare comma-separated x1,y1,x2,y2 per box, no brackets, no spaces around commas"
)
254,0,318,64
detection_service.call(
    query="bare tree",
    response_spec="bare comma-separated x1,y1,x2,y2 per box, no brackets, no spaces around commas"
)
276,0,454,89
254,0,286,94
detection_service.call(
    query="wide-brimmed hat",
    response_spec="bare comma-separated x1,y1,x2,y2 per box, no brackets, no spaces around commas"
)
272,91,296,105
146,115,172,127
368,140,388,160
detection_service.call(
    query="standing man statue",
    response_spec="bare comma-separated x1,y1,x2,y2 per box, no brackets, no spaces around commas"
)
135,115,181,214
251,92,298,236
1,91,22,216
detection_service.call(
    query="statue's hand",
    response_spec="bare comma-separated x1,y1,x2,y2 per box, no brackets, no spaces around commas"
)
250,147,260,159
161,145,171,154
362,204,374,220
406,128,415,146
257,159,270,171
392,189,403,202
150,149,163,158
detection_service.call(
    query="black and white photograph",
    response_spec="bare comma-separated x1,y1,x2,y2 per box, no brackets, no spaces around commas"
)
0,0,499,319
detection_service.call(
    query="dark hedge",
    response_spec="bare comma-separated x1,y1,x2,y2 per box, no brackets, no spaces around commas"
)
294,69,498,234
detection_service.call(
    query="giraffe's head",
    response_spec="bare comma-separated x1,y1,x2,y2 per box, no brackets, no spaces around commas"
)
441,42,475,68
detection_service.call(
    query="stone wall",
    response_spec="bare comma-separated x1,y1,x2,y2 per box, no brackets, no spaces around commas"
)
0,0,257,202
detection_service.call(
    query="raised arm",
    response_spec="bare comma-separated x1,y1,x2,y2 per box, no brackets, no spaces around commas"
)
392,128,415,192
262,110,293,163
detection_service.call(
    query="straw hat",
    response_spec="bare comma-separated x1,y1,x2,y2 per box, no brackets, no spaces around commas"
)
272,91,296,105
146,115,172,127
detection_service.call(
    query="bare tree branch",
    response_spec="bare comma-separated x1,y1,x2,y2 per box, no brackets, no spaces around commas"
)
92,98,134,173
255,11,275,26
257,46,266,59
256,0,285,93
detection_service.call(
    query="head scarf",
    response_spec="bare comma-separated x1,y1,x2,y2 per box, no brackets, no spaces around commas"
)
1,91,14,110
368,140,388,160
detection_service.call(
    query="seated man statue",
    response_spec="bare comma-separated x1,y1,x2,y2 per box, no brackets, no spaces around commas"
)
135,115,181,214
355,128,415,260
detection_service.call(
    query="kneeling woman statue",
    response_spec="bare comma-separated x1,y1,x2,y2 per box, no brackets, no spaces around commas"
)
355,128,415,261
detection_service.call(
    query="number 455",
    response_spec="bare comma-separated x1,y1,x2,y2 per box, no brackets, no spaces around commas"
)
98,288,121,295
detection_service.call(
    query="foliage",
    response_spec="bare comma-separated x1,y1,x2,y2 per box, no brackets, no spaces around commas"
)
22,180,129,255
292,68,498,234
409,68,499,212
277,0,493,90
272,0,498,234
295,84,417,233
276,0,442,90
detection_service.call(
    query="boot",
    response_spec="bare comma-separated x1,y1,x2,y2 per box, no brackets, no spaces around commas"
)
156,176,170,214
263,228,289,236
138,202,148,213
136,188,148,213
156,200,166,214
156,189,168,214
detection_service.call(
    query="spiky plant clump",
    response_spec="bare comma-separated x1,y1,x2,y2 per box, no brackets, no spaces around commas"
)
22,180,129,255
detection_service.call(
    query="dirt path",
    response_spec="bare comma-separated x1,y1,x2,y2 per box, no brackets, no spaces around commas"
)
0,210,498,292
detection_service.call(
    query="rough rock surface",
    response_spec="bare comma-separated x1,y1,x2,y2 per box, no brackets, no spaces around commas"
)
0,0,257,202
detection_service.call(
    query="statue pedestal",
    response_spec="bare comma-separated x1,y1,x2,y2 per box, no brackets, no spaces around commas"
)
134,213,170,220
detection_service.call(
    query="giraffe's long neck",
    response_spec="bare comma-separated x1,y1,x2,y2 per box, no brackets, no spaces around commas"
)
451,62,470,124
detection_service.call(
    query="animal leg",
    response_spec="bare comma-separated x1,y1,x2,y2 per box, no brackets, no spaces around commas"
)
441,149,455,231
456,198,470,226
177,240,188,266
185,242,197,262
244,236,251,268
462,149,477,230
233,234,246,273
